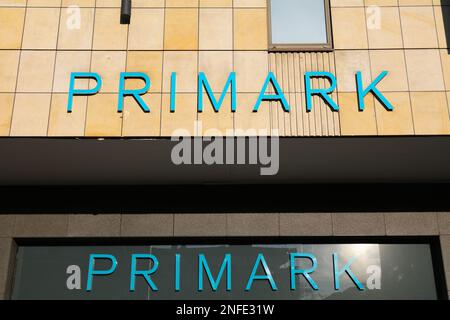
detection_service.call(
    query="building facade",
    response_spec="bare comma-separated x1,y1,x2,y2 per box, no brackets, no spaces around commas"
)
0,0,450,300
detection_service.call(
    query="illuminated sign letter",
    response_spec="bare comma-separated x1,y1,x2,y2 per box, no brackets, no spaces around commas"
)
198,72,236,112
86,254,117,291
245,253,278,291
333,253,364,291
117,72,151,113
170,72,177,112
130,254,159,292
198,254,232,292
67,72,102,113
356,71,394,111
290,253,319,290
254,72,290,112
305,71,339,112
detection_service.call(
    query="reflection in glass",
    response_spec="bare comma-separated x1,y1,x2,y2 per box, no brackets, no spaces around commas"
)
12,243,438,300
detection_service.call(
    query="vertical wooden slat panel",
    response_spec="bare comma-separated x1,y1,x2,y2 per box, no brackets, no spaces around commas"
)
281,53,291,135
329,51,341,136
323,52,333,136
268,52,275,135
318,52,328,136
293,53,303,136
287,53,297,135
302,52,310,136
268,51,344,137
275,53,285,136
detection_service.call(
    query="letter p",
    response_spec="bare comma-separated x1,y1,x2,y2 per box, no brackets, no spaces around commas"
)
67,72,102,113
86,254,117,292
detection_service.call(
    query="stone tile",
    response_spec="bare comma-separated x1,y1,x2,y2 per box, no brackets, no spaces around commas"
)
85,94,122,137
334,50,371,92
10,94,51,136
122,93,161,137
16,51,56,93
53,51,91,93
440,49,450,91
160,93,197,136
90,51,126,93
95,0,121,6
58,7,94,49
385,213,439,235
93,8,128,50
227,213,279,236
0,215,15,237
0,50,20,92
166,0,198,6
197,94,234,135
133,0,164,7
333,213,386,236
68,214,121,237
28,0,61,5
375,92,414,135
410,92,450,135
164,8,198,50
199,8,232,50
198,51,233,93
0,0,26,6
338,92,377,136
174,214,226,236
234,8,267,50
280,213,332,236
234,0,266,6
234,51,268,93
234,93,271,135
369,50,408,92
367,7,403,49
22,8,60,49
48,94,87,137
438,213,450,235
162,51,198,93
367,0,397,5
200,0,232,6
331,7,368,49
128,8,164,50
121,214,173,236
0,8,25,49
400,6,438,48
405,50,445,91
434,5,449,48
14,214,68,237
126,51,163,93
0,94,14,136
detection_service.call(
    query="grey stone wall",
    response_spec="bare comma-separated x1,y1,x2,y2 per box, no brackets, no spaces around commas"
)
1,212,449,299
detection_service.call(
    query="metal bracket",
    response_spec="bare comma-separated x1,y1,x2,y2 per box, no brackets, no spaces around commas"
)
120,0,131,24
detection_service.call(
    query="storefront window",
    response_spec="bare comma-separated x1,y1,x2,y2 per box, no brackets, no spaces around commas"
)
269,0,332,51
11,241,443,300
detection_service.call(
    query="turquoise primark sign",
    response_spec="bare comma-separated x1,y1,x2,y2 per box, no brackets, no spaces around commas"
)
12,242,438,300
66,70,394,115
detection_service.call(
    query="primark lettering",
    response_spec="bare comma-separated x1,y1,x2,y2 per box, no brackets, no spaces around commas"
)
65,252,379,293
67,71,394,114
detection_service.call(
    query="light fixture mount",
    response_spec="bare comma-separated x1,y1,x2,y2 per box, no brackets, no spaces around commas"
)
120,0,131,24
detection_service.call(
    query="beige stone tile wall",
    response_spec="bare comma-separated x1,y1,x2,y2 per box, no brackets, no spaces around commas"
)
0,0,449,137
0,212,449,299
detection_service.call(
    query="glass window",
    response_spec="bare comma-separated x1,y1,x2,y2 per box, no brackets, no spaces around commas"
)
269,0,332,51
11,241,444,300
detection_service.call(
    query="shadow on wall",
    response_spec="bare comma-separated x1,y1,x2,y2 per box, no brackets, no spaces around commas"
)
443,5,450,54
